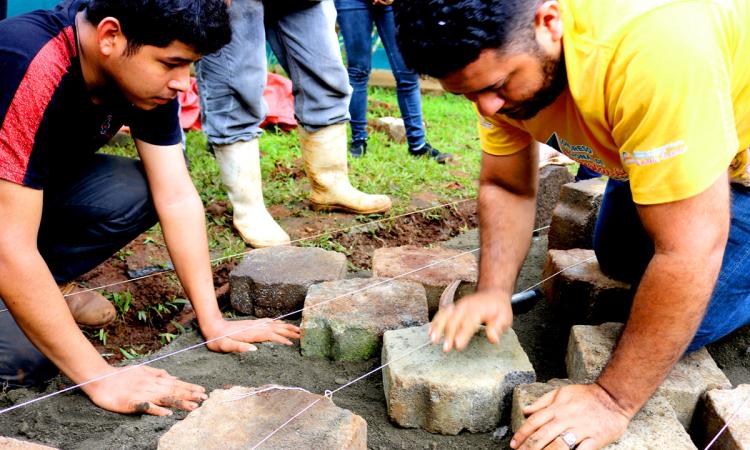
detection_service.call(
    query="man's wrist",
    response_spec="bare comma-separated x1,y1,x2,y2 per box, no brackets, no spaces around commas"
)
593,378,639,420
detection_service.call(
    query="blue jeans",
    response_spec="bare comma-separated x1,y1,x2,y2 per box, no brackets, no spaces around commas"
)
334,0,425,149
195,0,351,145
593,179,750,352
0,155,159,387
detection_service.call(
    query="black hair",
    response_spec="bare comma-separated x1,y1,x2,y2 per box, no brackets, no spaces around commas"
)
85,0,231,56
394,0,540,78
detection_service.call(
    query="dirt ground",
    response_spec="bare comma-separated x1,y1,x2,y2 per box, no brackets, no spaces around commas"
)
2,225,750,449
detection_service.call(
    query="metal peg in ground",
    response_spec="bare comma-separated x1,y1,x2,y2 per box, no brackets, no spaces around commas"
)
438,280,542,315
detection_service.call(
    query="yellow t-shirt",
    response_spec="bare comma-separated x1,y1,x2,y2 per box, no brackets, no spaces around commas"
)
478,0,750,204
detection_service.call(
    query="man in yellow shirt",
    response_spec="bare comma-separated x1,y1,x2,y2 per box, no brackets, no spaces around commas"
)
395,0,750,448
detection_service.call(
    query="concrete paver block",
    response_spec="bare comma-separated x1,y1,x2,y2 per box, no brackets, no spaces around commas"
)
0,437,58,449
566,323,731,428
702,384,750,449
158,386,366,450
548,178,606,250
300,278,428,361
382,324,535,435
542,249,632,323
512,379,697,449
372,245,477,314
230,246,347,317
535,165,575,233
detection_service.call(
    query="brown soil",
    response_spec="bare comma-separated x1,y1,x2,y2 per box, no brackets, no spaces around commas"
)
77,197,477,362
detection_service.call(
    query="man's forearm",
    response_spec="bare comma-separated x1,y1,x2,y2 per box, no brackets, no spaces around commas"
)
156,191,223,330
0,251,111,384
477,181,536,295
597,250,721,415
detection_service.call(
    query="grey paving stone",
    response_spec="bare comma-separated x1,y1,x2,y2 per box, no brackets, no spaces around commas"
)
512,379,697,449
372,245,478,314
158,386,366,450
382,324,535,435
300,278,428,361
535,165,575,234
230,246,347,317
566,323,731,428
548,178,606,250
702,384,750,449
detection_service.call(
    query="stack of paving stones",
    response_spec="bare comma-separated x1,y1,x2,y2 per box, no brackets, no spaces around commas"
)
381,324,535,435
548,178,606,250
566,323,731,429
229,246,347,317
300,278,429,361
0,437,57,449
535,165,575,233
512,379,697,449
372,245,477,314
542,248,633,322
158,386,366,450
702,384,750,449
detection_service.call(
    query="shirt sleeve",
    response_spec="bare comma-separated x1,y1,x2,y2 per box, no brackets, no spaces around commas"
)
129,99,182,147
607,4,738,205
477,109,533,156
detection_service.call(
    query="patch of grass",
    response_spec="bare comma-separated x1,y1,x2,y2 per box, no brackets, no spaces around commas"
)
104,291,133,319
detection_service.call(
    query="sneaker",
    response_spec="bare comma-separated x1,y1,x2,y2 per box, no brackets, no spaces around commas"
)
409,143,453,164
59,283,116,327
349,139,367,158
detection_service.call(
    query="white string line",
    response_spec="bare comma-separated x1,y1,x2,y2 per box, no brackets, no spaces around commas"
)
247,254,597,449
0,198,475,314
249,340,432,450
0,245,485,416
704,388,750,449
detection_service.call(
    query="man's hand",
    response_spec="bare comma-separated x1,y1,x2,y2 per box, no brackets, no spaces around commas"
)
511,383,631,450
202,318,301,353
429,289,512,352
83,366,207,416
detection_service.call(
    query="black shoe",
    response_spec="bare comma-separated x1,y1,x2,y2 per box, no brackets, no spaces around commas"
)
409,143,453,164
349,139,367,158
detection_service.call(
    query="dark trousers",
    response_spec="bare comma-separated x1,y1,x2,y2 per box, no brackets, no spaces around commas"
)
0,154,158,387
593,179,750,352
0,0,6,21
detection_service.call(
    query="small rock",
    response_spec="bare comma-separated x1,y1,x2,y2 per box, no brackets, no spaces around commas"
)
229,246,347,317
334,377,348,385
369,117,408,143
158,386,366,450
301,278,428,361
372,246,477,314
702,384,750,449
491,425,509,442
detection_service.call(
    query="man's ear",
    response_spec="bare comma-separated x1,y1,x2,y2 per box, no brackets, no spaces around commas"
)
96,17,126,57
535,1,563,45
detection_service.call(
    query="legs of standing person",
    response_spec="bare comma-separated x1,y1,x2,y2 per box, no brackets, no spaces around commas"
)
374,5,452,163
593,179,750,352
334,0,374,157
195,0,290,248
266,0,391,214
1,154,158,387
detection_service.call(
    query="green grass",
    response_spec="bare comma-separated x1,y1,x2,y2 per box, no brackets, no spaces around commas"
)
101,86,481,254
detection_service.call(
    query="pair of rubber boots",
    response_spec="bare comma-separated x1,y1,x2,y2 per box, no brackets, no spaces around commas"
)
214,123,392,248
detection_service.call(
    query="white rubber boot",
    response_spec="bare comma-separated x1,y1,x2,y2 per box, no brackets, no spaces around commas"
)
299,123,392,214
214,139,290,248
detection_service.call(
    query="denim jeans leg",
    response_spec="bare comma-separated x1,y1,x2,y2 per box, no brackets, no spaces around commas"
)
334,0,373,143
195,0,268,145
688,186,750,351
374,6,425,149
266,0,351,131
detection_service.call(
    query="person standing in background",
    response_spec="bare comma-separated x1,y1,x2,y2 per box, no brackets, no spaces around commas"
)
334,0,452,162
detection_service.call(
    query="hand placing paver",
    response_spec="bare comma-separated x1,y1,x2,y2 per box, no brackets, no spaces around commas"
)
229,246,347,317
158,386,366,450
566,323,731,428
300,278,429,361
382,324,535,435
702,384,750,449
512,379,697,449
372,245,477,314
